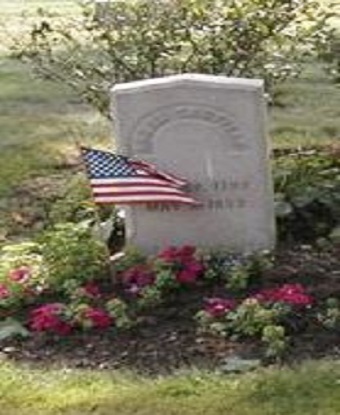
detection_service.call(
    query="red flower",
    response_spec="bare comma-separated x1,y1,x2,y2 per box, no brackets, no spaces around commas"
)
176,261,204,283
0,284,10,299
158,246,204,285
53,321,73,335
83,307,112,329
82,282,101,298
157,246,178,262
121,264,155,294
9,266,31,283
204,297,236,317
29,303,72,335
254,284,313,307
158,245,196,263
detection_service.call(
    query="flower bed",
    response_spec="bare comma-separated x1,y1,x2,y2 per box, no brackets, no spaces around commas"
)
0,233,340,367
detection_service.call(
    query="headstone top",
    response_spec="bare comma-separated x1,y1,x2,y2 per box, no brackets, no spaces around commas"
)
112,74,263,94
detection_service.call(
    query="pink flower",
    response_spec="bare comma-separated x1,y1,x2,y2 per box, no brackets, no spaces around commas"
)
0,284,10,299
204,297,236,317
29,303,72,335
82,282,101,298
157,246,204,285
178,245,196,259
157,246,178,262
9,266,31,283
158,245,197,263
176,269,197,284
175,260,203,283
83,307,112,329
254,284,313,307
122,265,155,294
53,322,73,335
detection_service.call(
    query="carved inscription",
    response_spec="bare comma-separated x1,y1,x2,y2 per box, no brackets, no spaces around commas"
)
146,179,250,212
131,103,247,154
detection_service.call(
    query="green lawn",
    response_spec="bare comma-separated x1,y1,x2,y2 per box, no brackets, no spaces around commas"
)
0,0,339,197
0,360,340,415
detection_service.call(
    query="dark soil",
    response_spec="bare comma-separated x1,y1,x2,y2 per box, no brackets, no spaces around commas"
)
1,244,340,374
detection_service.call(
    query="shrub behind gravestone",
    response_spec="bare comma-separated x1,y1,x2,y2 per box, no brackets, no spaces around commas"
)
12,0,334,118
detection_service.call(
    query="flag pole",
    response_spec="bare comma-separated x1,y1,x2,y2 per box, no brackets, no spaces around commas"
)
74,140,118,279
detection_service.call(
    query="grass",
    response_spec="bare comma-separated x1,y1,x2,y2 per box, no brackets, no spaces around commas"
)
0,0,339,199
0,57,109,197
270,65,340,148
0,360,339,415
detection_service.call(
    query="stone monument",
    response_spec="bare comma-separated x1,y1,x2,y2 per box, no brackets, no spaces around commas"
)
111,74,275,253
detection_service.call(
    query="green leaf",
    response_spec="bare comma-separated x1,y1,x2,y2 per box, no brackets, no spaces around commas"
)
275,201,293,217
0,318,30,340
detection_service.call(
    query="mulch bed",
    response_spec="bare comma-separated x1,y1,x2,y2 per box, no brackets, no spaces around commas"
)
1,244,340,374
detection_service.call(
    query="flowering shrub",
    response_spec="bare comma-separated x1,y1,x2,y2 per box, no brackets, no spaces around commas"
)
29,303,73,335
116,245,205,308
196,283,314,358
203,298,236,318
0,240,337,360
254,284,313,307
156,245,204,285
73,304,112,330
0,242,46,312
121,264,155,296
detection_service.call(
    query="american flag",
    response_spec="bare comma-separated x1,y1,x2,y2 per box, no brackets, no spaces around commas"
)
80,147,200,206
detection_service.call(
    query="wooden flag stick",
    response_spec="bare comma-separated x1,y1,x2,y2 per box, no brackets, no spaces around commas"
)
74,140,119,278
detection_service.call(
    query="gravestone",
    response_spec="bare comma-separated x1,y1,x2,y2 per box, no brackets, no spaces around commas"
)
111,74,275,253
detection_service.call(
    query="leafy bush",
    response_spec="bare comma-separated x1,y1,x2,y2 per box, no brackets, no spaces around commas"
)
38,222,108,292
115,245,205,308
12,0,334,117
274,148,340,242
48,174,125,252
196,283,314,358
202,250,273,292
0,242,46,313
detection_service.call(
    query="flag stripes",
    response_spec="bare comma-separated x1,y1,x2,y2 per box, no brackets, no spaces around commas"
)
80,147,199,206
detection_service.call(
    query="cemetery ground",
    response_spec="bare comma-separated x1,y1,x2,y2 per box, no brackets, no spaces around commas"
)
0,1,340,414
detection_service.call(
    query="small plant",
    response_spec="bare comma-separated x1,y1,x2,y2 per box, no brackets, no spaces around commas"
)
196,283,313,358
317,298,340,330
274,149,340,242
262,324,287,359
72,304,112,330
202,250,274,291
29,303,73,335
0,242,46,313
38,222,108,293
115,245,205,308
105,298,133,329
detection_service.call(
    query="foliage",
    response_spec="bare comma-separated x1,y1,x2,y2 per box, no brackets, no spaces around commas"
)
202,250,273,292
319,34,340,83
317,297,340,330
274,148,340,242
38,222,108,292
0,240,338,363
196,284,314,358
116,245,205,308
0,242,46,311
0,317,30,340
11,0,334,117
